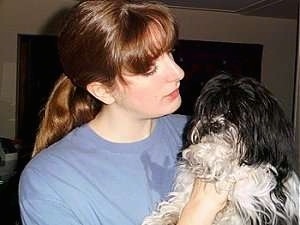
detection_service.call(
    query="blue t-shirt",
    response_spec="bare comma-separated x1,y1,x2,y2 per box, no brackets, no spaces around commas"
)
19,114,188,225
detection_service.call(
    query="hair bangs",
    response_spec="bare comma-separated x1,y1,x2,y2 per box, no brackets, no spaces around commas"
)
120,5,178,75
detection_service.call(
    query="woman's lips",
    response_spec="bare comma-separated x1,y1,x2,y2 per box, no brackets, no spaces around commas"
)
166,88,180,100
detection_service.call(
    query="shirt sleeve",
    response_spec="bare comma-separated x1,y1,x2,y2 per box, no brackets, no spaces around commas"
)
20,198,81,225
19,166,83,225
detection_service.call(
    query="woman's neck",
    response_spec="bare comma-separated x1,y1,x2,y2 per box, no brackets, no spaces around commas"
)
88,107,155,143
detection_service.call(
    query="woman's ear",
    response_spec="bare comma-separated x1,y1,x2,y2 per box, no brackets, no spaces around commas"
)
86,82,115,105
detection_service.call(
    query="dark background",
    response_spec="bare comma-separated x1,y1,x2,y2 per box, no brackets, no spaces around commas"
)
173,39,262,114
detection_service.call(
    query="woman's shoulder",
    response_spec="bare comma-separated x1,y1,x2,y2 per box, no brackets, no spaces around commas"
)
19,125,96,198
21,125,93,172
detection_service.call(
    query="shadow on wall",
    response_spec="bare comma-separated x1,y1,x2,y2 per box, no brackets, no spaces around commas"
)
39,6,72,35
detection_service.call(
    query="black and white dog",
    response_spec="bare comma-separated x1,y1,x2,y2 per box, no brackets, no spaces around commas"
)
143,74,299,225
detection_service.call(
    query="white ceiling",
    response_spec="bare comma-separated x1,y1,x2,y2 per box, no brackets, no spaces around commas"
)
160,0,299,19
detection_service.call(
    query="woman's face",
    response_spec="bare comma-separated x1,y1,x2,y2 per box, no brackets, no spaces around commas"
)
111,52,185,119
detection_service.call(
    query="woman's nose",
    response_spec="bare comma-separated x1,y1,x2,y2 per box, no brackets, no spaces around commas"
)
166,54,185,81
174,62,185,81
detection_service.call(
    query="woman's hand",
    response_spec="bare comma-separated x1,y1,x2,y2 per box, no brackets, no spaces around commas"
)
177,179,228,225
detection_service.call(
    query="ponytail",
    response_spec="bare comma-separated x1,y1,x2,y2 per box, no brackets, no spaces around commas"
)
32,75,101,156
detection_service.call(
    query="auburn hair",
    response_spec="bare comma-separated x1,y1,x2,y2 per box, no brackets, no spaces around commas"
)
33,0,178,156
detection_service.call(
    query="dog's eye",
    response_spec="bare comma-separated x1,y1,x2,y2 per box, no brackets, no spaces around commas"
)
210,122,223,133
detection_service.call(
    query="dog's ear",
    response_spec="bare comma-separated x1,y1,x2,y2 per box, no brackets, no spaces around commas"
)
189,121,201,144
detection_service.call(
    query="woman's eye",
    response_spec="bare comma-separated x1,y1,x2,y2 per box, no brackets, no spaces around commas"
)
144,65,157,76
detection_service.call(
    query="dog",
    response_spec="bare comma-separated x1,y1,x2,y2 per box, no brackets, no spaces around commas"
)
142,74,299,225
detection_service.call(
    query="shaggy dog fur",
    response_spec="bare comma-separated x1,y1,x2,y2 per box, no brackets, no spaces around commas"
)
142,74,299,225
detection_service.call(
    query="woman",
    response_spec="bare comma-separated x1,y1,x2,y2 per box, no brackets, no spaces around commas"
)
19,1,227,224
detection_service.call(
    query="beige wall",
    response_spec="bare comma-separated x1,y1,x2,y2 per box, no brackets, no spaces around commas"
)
0,0,75,138
0,1,298,139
